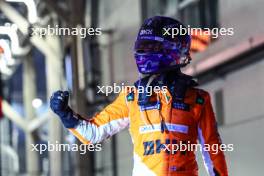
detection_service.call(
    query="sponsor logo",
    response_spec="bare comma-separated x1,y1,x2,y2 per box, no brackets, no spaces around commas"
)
140,29,153,35
139,102,161,111
139,123,189,134
196,96,204,105
143,139,188,156
172,102,190,111
126,92,134,101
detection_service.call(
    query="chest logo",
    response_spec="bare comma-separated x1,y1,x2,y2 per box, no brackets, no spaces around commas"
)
139,101,161,111
172,102,190,111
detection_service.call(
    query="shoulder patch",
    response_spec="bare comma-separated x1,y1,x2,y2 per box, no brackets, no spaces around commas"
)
126,92,134,101
196,96,204,105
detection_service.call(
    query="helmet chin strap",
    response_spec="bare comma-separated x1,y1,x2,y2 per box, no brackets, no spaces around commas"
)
138,72,148,78
138,67,182,82
146,74,158,87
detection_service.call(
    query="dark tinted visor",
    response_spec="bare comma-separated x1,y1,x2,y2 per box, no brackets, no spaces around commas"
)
134,40,164,53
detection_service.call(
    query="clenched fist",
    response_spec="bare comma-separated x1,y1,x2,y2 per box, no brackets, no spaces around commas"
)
50,90,79,128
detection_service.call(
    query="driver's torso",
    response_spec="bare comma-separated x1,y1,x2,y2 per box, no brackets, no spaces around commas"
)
127,88,204,176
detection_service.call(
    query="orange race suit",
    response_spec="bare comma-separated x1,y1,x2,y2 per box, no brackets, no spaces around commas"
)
68,74,228,176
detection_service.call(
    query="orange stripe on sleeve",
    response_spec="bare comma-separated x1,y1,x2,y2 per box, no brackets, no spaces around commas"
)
68,128,90,144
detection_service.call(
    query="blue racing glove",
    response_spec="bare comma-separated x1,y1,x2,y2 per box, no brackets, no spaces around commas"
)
50,90,80,128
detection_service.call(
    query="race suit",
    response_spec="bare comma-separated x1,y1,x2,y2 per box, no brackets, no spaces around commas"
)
68,77,228,176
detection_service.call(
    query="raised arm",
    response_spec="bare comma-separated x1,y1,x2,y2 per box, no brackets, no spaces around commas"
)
50,91,129,144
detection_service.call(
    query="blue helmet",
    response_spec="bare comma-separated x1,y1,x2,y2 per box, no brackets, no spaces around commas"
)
134,16,191,74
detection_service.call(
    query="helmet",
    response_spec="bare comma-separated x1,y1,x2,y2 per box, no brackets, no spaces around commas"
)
134,16,191,74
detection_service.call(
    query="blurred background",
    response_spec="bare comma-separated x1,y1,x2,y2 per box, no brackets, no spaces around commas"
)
0,0,264,176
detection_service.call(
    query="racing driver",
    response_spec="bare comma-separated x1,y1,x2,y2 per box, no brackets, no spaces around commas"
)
50,16,228,176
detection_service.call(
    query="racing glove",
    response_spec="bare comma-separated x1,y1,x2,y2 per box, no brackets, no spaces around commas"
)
50,90,79,128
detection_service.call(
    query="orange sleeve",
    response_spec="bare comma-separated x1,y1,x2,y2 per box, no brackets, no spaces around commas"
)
69,92,130,144
198,91,228,176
